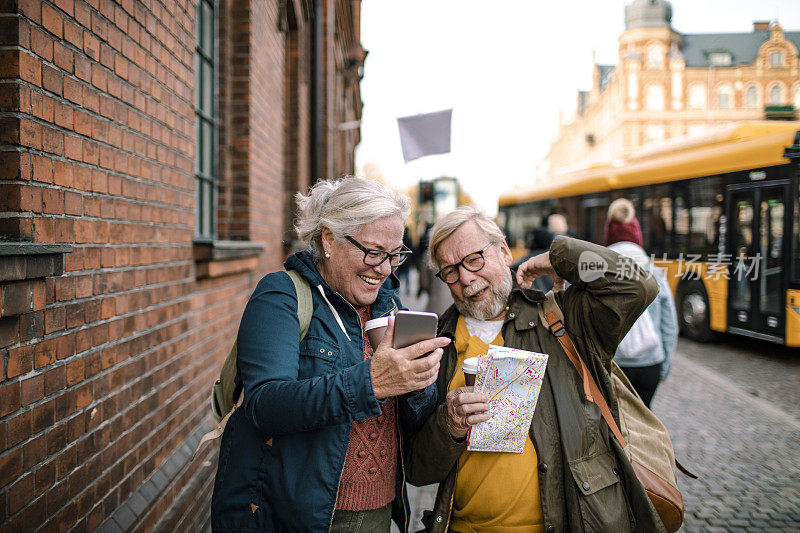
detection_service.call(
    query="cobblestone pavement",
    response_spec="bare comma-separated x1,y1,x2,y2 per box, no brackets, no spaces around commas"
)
398,327,800,532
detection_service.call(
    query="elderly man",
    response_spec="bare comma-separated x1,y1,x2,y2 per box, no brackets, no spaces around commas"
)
406,206,665,532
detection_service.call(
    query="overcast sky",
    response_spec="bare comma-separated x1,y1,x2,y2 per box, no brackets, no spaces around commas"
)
355,0,800,214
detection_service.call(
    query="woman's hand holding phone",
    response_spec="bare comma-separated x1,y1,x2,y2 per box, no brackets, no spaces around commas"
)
370,315,449,399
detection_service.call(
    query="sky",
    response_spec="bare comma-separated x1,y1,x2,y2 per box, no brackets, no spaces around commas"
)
355,0,800,215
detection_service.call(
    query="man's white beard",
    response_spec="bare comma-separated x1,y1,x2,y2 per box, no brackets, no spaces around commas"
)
453,269,513,320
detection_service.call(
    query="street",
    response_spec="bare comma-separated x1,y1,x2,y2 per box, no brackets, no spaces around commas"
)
396,286,800,533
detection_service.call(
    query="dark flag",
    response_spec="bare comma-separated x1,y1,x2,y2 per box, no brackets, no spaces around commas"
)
397,109,452,163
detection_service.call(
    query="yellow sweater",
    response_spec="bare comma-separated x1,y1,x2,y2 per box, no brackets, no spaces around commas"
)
448,316,544,533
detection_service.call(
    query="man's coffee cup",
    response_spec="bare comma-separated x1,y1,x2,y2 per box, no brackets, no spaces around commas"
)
462,357,478,387
364,317,390,347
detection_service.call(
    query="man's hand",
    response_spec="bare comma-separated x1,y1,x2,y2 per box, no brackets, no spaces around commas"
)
516,251,566,292
443,387,491,440
370,316,449,399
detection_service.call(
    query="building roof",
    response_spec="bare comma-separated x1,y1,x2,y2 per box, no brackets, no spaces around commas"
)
625,0,672,30
598,65,615,91
682,29,800,67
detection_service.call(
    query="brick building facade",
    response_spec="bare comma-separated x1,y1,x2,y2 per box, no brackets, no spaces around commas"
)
0,0,364,530
543,0,800,178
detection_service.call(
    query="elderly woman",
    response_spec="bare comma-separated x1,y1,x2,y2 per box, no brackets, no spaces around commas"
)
211,177,448,532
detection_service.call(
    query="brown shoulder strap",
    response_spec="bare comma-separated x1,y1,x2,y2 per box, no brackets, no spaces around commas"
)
540,306,627,449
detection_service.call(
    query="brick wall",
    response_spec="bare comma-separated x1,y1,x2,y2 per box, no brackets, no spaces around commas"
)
0,0,365,530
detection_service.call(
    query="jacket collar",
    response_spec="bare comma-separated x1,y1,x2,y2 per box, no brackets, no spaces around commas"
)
283,249,400,317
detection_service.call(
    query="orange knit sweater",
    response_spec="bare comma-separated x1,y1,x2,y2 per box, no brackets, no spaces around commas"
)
335,307,397,511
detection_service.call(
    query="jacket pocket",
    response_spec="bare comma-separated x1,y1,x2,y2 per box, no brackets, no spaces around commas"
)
569,450,633,532
298,335,339,376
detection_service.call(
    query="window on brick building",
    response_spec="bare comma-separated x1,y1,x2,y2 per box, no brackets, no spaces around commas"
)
770,51,784,67
708,52,731,67
195,0,217,241
646,44,664,69
688,84,706,109
769,84,782,105
745,85,758,108
645,84,664,110
794,85,800,109
717,85,732,109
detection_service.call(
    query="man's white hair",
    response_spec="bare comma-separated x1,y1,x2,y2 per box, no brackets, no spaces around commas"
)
427,205,506,269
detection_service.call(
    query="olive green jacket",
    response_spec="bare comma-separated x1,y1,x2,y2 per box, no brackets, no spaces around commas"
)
405,236,665,533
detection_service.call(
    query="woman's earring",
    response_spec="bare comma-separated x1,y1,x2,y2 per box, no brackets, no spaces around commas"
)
324,251,330,258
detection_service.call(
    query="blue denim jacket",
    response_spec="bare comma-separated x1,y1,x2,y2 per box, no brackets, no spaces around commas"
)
211,250,438,532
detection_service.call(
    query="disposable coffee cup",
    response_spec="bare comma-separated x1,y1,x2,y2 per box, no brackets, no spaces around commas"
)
462,357,479,387
364,317,390,347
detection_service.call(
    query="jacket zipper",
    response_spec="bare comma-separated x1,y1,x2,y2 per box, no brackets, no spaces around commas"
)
327,295,397,531
397,405,408,531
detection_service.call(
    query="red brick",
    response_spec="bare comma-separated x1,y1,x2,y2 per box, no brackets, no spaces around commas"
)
45,306,65,334
42,4,64,38
0,448,22,489
64,76,82,105
53,41,74,73
63,134,82,161
20,118,43,150
30,92,54,122
74,110,91,136
55,218,74,243
19,52,41,86
42,187,63,214
8,474,34,515
53,160,73,187
31,401,54,434
0,382,21,417
44,365,66,396
55,332,75,359
63,21,82,48
18,0,42,23
42,64,63,96
83,31,100,61
34,458,55,496
34,337,56,368
6,410,31,448
100,297,115,319
46,122,71,150
32,217,54,243
65,359,84,386
7,345,33,378
22,435,45,470
30,28,54,62
20,374,44,406
31,155,53,183
75,54,91,82
53,101,74,130
54,0,75,17
19,184,42,212
64,191,82,215
65,303,84,328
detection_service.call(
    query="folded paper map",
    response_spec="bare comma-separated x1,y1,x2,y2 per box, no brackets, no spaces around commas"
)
467,345,549,453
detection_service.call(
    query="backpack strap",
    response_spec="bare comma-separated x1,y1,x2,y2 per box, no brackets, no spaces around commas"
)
193,269,313,459
537,291,627,448
286,269,312,339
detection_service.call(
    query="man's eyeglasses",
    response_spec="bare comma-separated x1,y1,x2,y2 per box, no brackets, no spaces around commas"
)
345,236,412,268
435,242,495,284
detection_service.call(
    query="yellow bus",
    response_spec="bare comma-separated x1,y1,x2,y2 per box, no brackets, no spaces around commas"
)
498,122,800,347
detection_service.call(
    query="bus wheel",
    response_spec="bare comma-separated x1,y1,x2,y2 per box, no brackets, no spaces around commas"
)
677,281,716,342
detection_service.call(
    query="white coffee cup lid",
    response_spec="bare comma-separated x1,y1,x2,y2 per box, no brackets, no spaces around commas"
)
364,316,390,331
462,356,478,374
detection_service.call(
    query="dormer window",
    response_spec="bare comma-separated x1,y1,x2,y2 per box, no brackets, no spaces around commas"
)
709,52,731,66
770,51,784,67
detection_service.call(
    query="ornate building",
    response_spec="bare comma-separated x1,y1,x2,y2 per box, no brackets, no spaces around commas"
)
543,0,800,177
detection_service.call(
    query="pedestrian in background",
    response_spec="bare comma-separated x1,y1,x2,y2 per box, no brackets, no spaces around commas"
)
211,177,449,532
605,198,679,407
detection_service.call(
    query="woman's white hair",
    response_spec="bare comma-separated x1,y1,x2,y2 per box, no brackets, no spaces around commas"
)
427,205,506,269
295,176,410,261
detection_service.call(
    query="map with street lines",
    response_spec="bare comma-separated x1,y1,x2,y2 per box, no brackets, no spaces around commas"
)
467,346,549,453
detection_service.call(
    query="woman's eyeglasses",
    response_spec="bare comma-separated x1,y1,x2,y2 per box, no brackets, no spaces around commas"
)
345,236,412,268
435,242,495,284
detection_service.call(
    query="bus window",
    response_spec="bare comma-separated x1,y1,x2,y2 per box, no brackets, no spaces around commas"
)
795,189,800,282
759,194,784,316
673,185,690,255
731,198,754,310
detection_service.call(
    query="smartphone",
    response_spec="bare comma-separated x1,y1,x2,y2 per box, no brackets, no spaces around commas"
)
393,310,439,349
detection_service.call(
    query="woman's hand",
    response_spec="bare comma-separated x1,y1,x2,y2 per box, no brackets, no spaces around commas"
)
370,316,449,399
443,387,491,439
516,251,566,292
